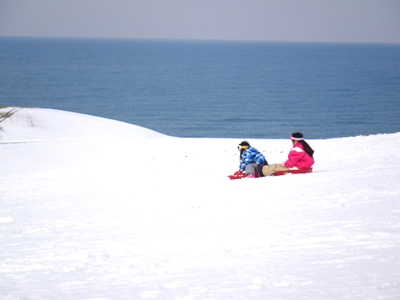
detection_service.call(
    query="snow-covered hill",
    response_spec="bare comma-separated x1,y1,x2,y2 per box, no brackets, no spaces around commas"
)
0,107,167,142
1,107,400,300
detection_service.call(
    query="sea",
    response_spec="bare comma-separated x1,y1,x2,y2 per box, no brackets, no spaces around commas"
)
1,37,399,139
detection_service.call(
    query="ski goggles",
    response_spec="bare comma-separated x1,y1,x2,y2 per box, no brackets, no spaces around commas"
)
238,145,249,150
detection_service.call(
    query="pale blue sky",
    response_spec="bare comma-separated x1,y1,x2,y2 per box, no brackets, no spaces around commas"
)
1,0,399,43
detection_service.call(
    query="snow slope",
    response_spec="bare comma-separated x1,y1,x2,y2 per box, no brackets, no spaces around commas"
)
1,107,400,300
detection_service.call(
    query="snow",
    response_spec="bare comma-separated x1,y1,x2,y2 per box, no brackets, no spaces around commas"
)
1,107,400,300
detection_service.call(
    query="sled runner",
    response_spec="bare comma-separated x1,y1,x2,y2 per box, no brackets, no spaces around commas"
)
273,168,313,176
228,168,312,179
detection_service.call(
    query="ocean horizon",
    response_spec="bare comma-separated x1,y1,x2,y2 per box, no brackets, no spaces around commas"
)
1,37,399,139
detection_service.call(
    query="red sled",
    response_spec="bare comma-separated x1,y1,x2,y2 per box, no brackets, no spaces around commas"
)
273,168,313,176
228,169,261,180
228,171,247,180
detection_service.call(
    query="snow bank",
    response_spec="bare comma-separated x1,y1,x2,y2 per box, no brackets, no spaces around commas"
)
0,107,167,142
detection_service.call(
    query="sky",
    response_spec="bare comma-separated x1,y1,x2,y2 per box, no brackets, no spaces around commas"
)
0,0,400,43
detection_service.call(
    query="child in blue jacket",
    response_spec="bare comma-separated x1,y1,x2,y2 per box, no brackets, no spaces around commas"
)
238,141,268,178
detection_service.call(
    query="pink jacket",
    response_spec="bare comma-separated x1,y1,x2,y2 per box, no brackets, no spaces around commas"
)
284,143,314,169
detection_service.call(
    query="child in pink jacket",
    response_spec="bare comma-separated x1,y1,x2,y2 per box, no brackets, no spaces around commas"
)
262,132,314,176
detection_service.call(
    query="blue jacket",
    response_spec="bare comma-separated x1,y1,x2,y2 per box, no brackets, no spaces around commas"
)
239,146,267,171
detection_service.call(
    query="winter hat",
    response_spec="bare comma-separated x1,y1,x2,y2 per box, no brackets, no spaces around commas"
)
238,141,250,150
290,132,304,141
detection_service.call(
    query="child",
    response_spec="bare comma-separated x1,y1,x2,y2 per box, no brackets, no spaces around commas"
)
261,132,314,176
238,141,268,178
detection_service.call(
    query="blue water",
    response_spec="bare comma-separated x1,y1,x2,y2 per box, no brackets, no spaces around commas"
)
1,37,399,139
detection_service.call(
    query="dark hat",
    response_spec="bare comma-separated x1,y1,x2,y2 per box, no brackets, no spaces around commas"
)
290,132,304,141
238,140,250,150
